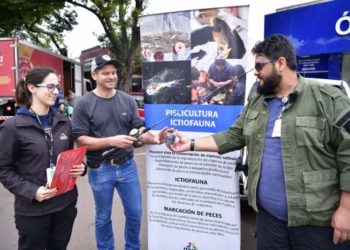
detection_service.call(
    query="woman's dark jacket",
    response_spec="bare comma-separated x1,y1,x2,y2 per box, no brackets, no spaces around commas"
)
0,108,77,216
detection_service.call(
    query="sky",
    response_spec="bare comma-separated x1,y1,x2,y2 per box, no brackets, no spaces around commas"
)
64,7,104,59
64,0,316,59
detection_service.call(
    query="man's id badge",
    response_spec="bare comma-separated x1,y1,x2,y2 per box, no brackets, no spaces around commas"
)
272,118,282,137
46,166,56,187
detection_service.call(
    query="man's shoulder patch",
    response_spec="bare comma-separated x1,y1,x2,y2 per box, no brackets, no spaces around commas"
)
335,109,350,134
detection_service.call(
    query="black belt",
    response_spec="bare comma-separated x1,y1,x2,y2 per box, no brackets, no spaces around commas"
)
104,155,133,166
87,154,133,169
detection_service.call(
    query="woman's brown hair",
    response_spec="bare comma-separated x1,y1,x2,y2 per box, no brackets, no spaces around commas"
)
15,66,56,108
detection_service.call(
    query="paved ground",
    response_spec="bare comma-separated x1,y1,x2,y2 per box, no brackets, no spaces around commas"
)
0,146,256,250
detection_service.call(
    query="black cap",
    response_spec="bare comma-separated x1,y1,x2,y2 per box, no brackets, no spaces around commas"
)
215,59,226,66
91,54,118,72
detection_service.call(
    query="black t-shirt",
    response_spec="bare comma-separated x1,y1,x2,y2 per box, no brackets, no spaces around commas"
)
72,90,144,161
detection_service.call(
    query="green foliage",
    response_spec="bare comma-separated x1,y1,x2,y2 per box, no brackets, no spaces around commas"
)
0,0,146,90
66,0,145,91
0,0,77,54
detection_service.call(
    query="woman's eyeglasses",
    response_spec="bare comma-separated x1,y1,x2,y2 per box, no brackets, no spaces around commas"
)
255,61,273,72
35,83,61,93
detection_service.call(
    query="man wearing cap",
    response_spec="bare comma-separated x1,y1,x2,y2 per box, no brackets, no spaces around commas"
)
72,54,164,250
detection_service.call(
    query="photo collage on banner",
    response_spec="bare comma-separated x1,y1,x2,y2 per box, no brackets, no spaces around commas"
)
140,6,249,250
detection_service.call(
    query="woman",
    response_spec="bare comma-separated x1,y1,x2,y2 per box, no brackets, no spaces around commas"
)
0,66,85,250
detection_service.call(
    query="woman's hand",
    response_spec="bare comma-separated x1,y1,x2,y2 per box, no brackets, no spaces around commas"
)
69,164,86,177
35,186,57,202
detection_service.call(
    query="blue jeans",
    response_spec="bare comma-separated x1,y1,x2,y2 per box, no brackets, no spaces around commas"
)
88,158,142,250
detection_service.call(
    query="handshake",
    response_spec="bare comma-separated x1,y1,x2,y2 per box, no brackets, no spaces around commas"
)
158,128,195,153
132,127,193,152
102,127,198,160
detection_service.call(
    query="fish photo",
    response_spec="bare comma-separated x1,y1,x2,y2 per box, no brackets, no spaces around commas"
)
140,12,191,62
143,61,191,104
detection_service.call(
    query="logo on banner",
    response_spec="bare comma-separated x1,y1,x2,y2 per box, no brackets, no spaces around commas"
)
335,11,350,36
0,55,3,66
184,242,197,250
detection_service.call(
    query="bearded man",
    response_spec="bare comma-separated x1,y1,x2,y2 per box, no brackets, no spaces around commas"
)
162,34,350,250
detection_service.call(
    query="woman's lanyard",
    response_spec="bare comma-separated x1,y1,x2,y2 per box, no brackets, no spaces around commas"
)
30,109,55,169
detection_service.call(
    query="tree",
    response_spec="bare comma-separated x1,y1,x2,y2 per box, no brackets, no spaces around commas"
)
0,0,147,91
0,0,77,55
65,0,146,91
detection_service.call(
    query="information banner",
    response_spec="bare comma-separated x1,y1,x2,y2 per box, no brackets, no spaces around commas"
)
140,6,249,250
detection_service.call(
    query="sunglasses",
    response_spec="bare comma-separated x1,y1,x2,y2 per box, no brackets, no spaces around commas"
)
35,83,61,93
255,60,273,72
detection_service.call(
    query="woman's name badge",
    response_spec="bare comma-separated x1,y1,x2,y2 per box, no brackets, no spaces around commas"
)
272,118,282,137
46,166,56,187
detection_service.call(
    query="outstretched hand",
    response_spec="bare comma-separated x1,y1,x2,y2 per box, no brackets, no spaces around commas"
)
166,130,191,152
139,127,173,145
156,127,175,144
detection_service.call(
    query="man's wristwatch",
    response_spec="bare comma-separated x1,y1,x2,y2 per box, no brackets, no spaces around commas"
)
190,139,195,151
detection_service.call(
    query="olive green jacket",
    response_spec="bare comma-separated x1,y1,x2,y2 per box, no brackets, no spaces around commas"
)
213,76,350,226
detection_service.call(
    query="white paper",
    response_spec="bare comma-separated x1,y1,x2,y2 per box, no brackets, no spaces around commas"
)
272,119,281,137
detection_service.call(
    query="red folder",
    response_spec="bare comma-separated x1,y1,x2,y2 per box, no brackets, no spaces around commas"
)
50,146,88,196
